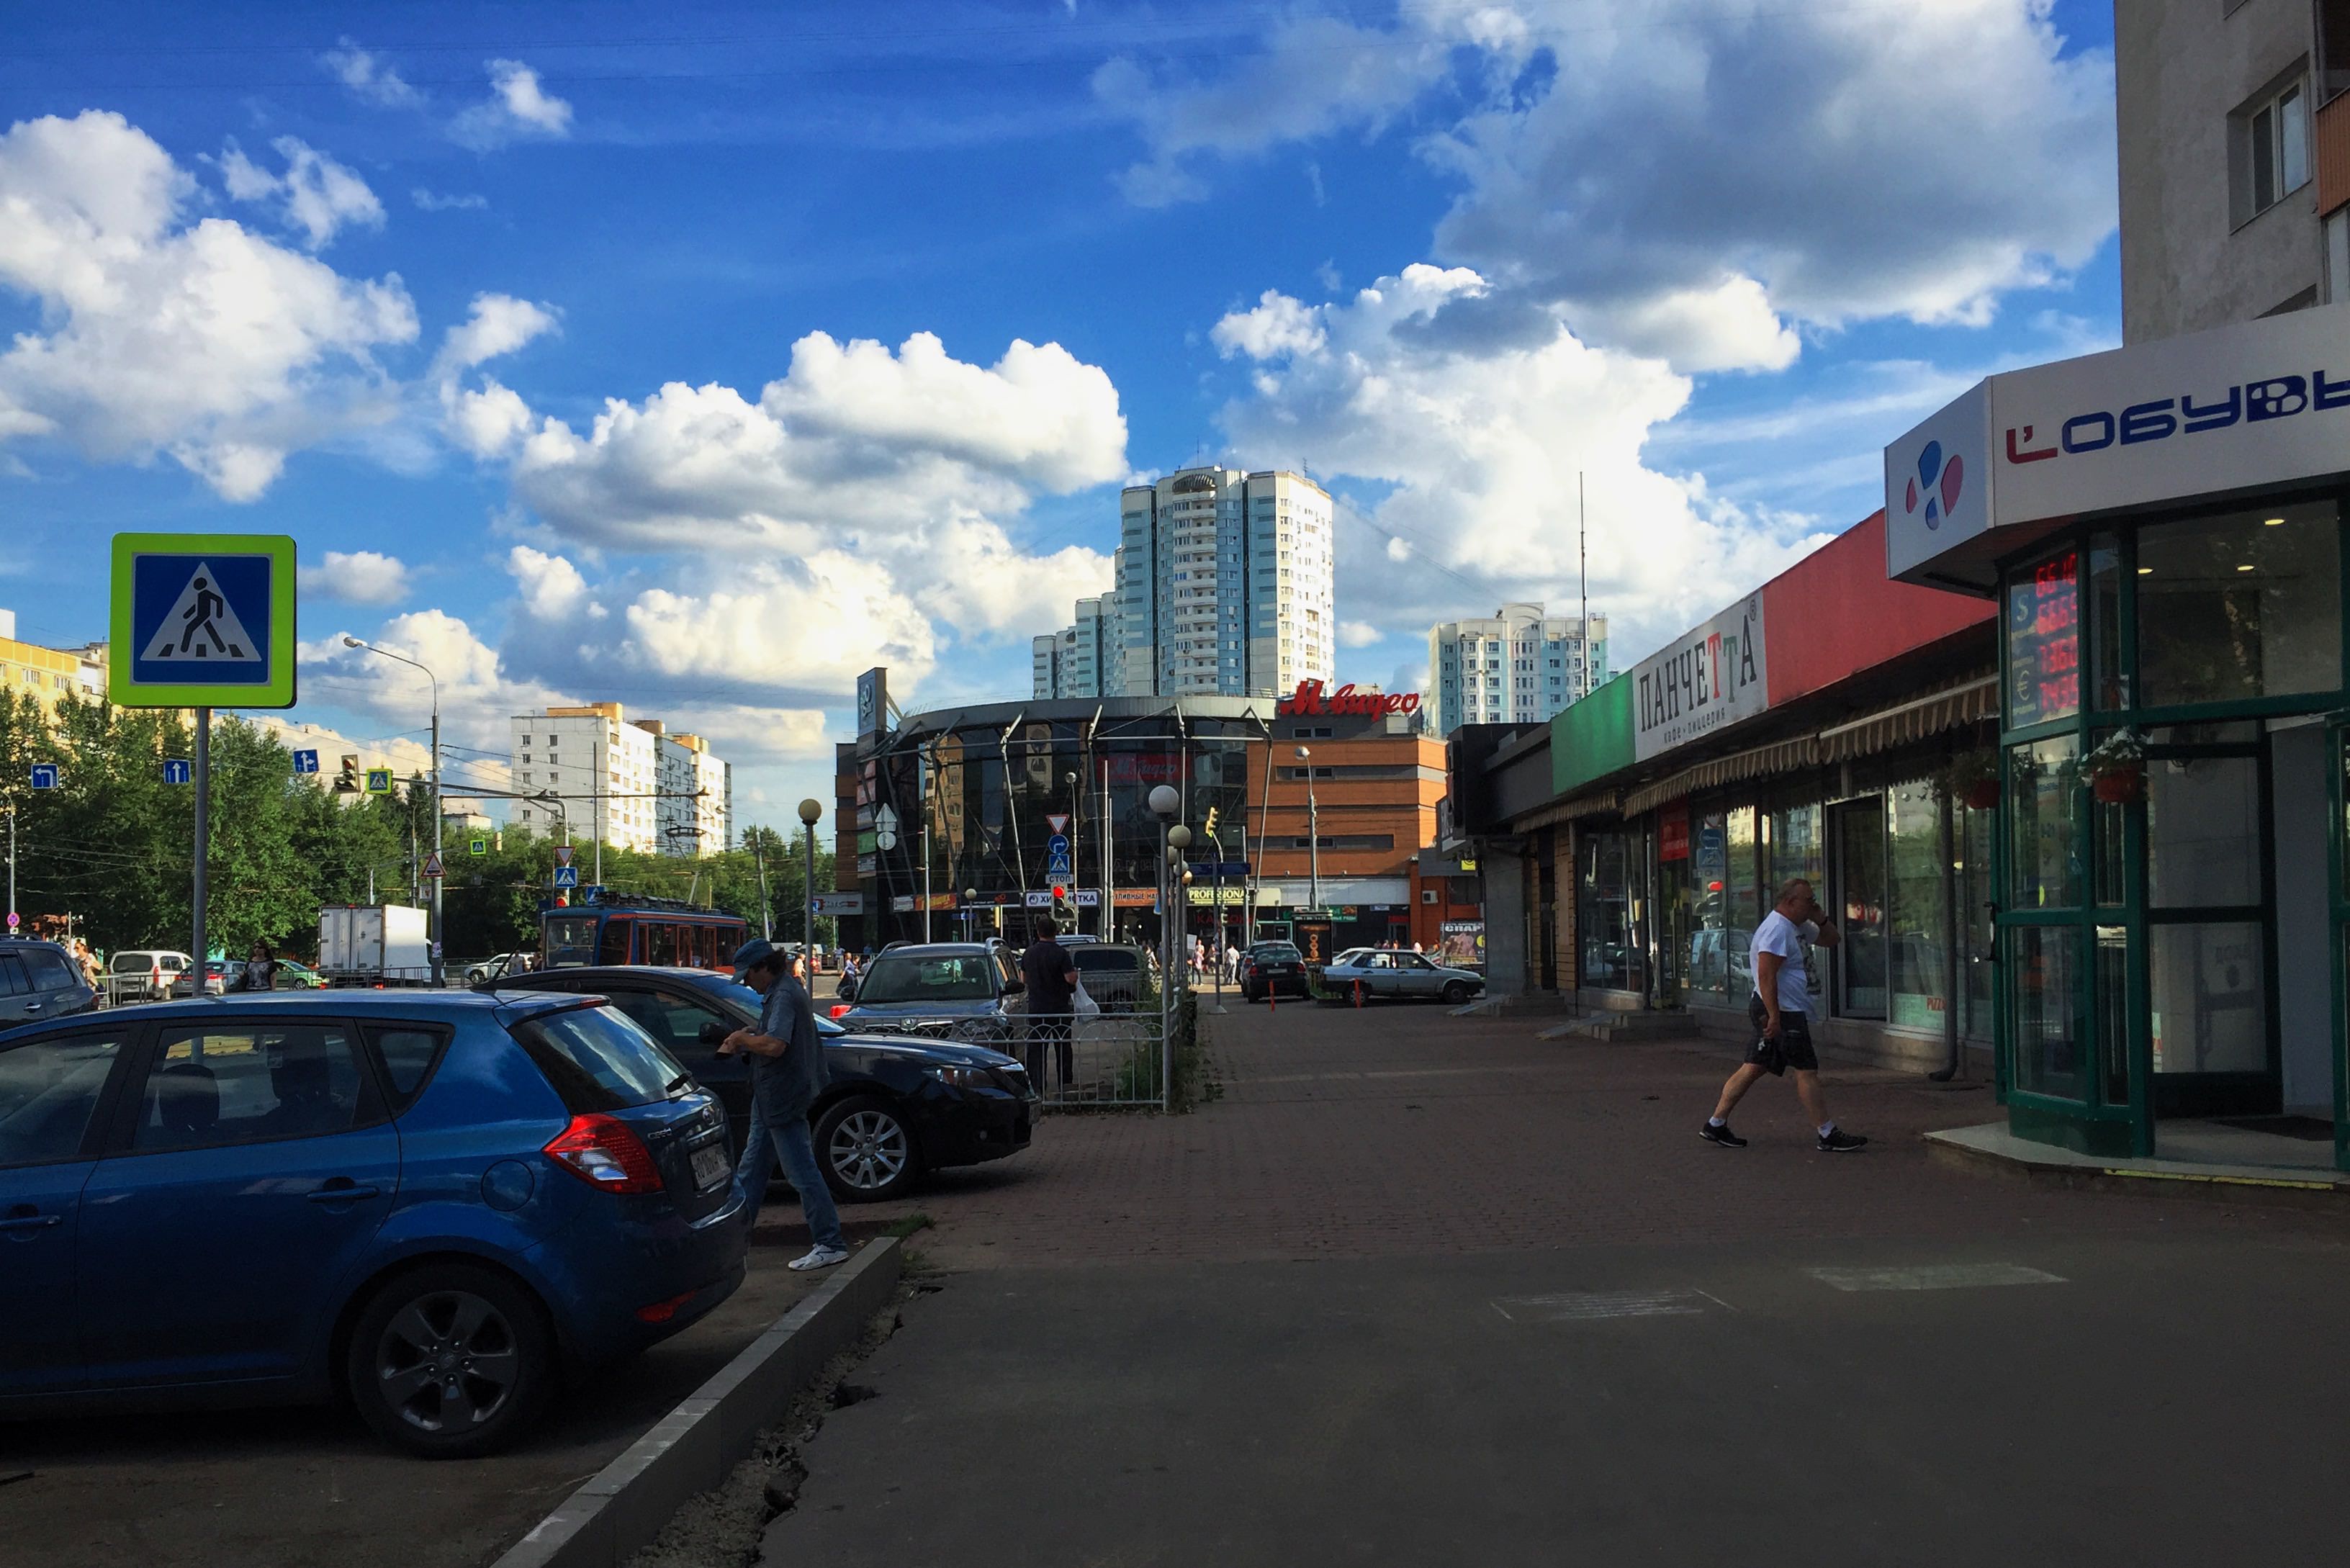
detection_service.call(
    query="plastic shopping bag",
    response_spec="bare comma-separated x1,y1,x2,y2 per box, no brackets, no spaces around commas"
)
1071,977,1102,1017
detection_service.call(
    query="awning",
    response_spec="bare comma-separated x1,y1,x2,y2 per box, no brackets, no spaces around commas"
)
1508,791,1624,832
1618,673,1996,817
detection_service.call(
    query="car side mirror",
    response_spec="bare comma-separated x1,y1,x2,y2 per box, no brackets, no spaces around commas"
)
698,1020,729,1045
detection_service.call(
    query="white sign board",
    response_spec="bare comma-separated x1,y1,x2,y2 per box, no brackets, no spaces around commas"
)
1890,302,2350,590
811,892,865,916
1024,891,1053,907
1629,592,1767,762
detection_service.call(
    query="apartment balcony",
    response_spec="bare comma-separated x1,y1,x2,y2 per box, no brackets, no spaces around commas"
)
2323,88,2350,217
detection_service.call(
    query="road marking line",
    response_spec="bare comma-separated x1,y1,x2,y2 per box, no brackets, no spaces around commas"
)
1805,1263,2065,1292
1493,1289,1708,1322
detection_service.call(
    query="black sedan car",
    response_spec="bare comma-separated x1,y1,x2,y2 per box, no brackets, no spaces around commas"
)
491,966,1036,1201
1240,940,1310,1002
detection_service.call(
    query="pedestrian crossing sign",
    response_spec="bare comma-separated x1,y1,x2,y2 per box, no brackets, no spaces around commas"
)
365,768,394,795
109,533,297,708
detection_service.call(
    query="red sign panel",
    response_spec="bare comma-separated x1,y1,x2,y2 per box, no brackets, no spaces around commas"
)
1275,680,1421,717
1658,809,1690,863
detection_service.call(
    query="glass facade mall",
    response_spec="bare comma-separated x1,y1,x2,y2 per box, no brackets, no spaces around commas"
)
1989,493,2349,1166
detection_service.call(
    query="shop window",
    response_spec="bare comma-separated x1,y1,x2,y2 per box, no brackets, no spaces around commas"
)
2009,735,2081,910
2146,754,2261,907
1726,806,1759,999
1768,803,1824,1009
1958,804,1996,1042
1886,783,1947,1030
1577,832,1644,993
2097,926,2130,1107
2137,502,2341,708
2006,546,2081,727
2150,923,2266,1074
1834,800,1888,1019
1689,811,1729,997
2010,924,2082,1100
2089,534,2124,711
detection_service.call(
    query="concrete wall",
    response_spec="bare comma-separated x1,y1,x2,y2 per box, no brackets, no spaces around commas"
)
2120,0,2323,342
1481,844,1530,998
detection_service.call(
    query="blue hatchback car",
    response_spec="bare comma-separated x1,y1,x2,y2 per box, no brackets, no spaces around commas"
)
0,989,747,1457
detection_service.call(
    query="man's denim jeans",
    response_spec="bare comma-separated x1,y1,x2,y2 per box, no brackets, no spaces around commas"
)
733,1088,845,1252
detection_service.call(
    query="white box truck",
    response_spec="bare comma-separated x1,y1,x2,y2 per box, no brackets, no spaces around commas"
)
318,905,434,986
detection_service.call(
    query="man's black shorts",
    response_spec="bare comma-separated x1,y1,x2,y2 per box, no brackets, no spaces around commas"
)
1745,996,1818,1075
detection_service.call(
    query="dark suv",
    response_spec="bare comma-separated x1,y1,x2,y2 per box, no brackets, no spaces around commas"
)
834,942,1024,1048
0,938,97,1026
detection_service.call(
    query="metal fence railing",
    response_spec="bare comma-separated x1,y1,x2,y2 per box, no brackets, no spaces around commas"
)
1017,1009,1166,1109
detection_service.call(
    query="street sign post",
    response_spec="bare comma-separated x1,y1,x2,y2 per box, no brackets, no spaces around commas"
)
5,911,16,931
109,532,297,1002
163,760,192,785
292,749,319,775
554,844,574,867
553,865,580,889
422,852,445,880
28,765,58,790
364,768,393,796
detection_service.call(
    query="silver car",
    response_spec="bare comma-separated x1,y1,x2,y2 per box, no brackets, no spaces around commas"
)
1320,947,1485,1005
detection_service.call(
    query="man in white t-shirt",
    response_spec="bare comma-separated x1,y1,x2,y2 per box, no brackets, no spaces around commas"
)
1701,877,1868,1153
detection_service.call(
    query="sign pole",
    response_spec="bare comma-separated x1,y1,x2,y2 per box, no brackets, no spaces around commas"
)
192,707,210,975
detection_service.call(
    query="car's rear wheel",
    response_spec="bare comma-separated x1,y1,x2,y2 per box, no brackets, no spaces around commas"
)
1442,980,1472,1006
815,1095,922,1202
346,1263,552,1459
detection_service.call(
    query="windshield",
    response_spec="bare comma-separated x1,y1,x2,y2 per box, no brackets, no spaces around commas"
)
511,1003,689,1112
1251,944,1302,962
543,914,599,968
855,952,1000,1005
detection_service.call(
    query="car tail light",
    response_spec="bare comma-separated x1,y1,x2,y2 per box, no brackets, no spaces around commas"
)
635,1289,696,1323
544,1113,665,1193
829,1004,851,1019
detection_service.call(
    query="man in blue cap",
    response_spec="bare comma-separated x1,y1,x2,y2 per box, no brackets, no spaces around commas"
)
721,938,849,1271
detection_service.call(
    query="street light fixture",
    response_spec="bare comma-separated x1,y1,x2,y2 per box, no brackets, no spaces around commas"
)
345,635,443,986
797,798,824,974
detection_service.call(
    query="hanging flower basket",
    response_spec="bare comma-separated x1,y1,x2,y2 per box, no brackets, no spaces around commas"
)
1963,776,2002,810
1935,748,2001,809
2084,729,2147,804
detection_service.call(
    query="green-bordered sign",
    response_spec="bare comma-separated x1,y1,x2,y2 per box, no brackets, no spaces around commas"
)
109,533,297,708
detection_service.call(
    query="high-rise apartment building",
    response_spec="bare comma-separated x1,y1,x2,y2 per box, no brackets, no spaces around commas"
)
510,703,730,855
2117,2,2350,342
1031,595,1119,699
1427,603,1608,736
1112,466,1335,697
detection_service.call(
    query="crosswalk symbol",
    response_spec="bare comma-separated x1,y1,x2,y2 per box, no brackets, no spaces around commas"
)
139,562,263,664
470,837,488,857
365,768,393,795
552,865,580,889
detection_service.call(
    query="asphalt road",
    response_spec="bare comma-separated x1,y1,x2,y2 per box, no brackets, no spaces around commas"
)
762,1001,2350,1567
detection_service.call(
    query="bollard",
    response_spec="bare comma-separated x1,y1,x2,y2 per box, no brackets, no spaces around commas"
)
1353,978,1363,1008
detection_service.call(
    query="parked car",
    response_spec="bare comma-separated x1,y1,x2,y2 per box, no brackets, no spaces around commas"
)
102,949,193,1007
168,960,233,999
1239,941,1310,1003
0,937,99,1025
1068,943,1147,1014
1320,947,1487,1005
0,990,744,1457
491,966,1037,1201
271,958,331,990
833,942,1025,1050
464,952,536,985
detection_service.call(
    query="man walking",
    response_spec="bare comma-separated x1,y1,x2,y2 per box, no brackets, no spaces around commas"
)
722,940,850,1271
1021,917,1079,1091
1702,878,1868,1153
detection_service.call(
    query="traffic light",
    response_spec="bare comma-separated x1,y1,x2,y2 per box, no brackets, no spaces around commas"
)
1203,806,1219,838
336,754,359,793
1051,883,1069,916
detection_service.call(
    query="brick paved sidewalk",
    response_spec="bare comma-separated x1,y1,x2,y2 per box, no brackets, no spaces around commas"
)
755,998,2323,1269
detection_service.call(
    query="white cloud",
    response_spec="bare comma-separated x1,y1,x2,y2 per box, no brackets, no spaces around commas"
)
217,135,384,250
436,292,558,375
0,111,418,499
1104,1,2114,374
1214,263,1827,659
411,188,487,212
450,60,575,150
300,608,556,753
445,379,537,459
1338,620,1384,649
301,549,412,605
321,39,420,108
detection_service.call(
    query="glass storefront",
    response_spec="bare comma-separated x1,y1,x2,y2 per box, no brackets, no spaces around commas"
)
1991,492,2348,1160
1577,830,1644,991
1888,783,1945,1029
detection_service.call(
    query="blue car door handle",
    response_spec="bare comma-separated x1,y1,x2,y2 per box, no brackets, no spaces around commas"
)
306,1181,382,1204
1,1206,61,1231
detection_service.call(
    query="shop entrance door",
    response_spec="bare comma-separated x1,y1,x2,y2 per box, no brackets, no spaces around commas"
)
1830,799,1888,1019
1655,847,1690,1009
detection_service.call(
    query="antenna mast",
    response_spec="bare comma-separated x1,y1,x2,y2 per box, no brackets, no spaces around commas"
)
1578,471,1589,699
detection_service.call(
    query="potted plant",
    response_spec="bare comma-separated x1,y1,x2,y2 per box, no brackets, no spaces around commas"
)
1936,749,2002,811
2084,728,2146,803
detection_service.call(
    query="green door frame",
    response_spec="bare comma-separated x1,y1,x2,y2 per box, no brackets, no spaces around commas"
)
2328,716,2350,1173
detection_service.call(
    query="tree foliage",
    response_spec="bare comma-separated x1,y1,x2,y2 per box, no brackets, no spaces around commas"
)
0,692,832,961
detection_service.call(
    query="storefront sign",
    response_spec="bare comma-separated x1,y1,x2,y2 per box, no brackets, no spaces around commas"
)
1437,919,1486,969
810,893,865,916
856,667,888,741
2007,548,2080,725
1112,888,1158,908
1275,679,1420,717
1630,592,1767,761
1658,809,1690,862
1889,303,2350,589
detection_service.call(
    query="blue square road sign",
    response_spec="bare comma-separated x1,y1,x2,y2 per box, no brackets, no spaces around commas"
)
28,764,59,790
292,749,319,775
552,865,580,888
163,759,192,785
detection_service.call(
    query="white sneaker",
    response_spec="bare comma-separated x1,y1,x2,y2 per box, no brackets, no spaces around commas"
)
787,1244,851,1271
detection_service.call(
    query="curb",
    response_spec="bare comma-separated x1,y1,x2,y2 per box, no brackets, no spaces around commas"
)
490,1237,904,1568
1924,1132,2350,1209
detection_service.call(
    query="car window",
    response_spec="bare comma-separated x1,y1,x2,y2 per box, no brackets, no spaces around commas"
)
110,954,146,975
24,949,80,991
364,1024,450,1108
133,1024,366,1152
511,1004,688,1113
855,953,999,1004
542,914,599,968
0,955,24,998
0,1028,127,1166
602,986,728,1067
1410,955,1437,970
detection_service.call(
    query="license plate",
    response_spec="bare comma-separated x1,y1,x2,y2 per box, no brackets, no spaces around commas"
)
690,1143,729,1191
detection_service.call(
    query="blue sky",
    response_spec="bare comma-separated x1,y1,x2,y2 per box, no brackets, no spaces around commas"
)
0,1,2120,827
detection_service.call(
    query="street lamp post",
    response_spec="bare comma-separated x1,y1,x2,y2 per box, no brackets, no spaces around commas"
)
1295,746,1320,919
797,798,822,976
346,636,442,985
